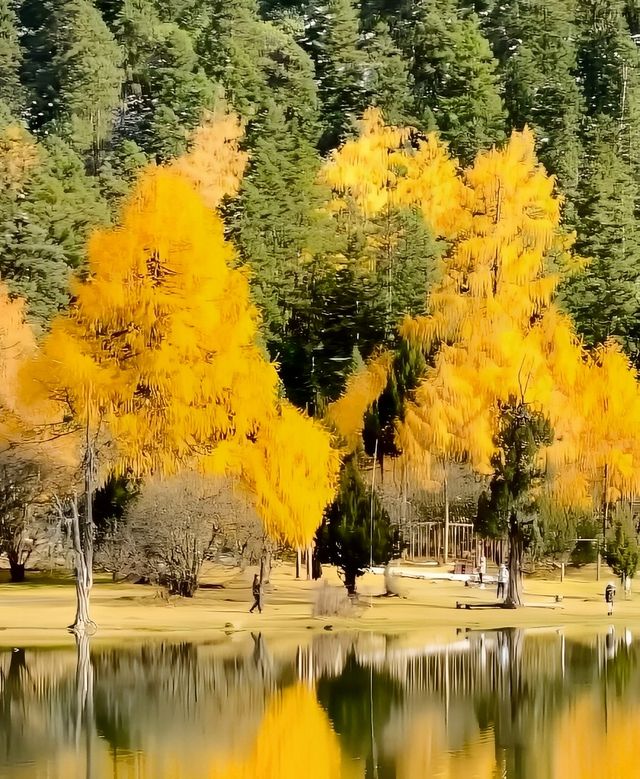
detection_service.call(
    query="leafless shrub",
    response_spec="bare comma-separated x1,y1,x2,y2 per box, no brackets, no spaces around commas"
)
0,455,71,582
99,473,263,596
312,581,355,617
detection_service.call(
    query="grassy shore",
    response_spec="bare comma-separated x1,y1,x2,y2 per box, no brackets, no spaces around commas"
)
0,561,636,648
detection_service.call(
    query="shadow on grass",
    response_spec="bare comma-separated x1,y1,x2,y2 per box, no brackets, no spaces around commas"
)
0,570,117,588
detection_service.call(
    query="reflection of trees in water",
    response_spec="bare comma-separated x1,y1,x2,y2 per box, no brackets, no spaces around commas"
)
317,654,401,779
75,634,94,779
4,630,640,778
0,637,285,775
91,639,282,757
304,629,640,779
0,648,29,756
209,684,347,779
0,640,94,775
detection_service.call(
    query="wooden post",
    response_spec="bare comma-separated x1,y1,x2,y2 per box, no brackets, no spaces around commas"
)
443,471,450,565
369,439,379,569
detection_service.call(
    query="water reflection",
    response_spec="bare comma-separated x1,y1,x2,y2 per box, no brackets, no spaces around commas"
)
1,627,639,778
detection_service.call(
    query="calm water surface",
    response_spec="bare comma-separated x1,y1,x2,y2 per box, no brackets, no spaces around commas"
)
0,628,638,778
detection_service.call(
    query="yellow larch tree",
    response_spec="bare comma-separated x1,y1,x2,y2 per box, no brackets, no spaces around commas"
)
398,129,580,475
0,283,36,428
328,116,640,605
576,343,640,513
26,166,339,633
320,107,465,237
170,110,248,211
326,350,393,451
396,130,603,604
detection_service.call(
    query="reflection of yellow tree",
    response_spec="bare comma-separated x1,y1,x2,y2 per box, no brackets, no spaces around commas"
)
210,684,360,779
394,710,498,779
553,696,640,779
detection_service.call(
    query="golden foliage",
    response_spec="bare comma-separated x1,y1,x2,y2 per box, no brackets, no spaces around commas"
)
399,128,640,503
239,402,341,548
0,284,77,480
0,283,36,422
319,108,466,238
26,167,338,546
330,115,640,507
326,351,392,451
398,129,576,475
170,110,248,210
574,342,640,502
210,685,347,779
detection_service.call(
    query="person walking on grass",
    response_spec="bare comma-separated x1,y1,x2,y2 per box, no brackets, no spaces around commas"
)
605,581,616,616
479,555,487,589
497,563,508,600
250,573,262,614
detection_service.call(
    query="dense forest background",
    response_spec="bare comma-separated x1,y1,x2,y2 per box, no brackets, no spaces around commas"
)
3,0,640,414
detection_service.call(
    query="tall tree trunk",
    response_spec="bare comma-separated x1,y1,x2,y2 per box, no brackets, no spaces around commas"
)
7,554,25,583
260,548,272,586
71,491,94,634
344,568,357,596
443,471,450,564
65,434,96,636
504,513,524,608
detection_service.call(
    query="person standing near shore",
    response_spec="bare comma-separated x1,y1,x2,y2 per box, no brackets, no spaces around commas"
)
250,573,263,614
497,563,508,600
605,582,616,616
479,555,486,589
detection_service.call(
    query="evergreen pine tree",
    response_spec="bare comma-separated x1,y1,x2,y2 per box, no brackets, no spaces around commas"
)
360,21,413,125
113,0,217,161
0,127,109,326
0,0,22,112
21,0,124,159
605,507,640,585
199,0,268,116
476,399,553,607
316,456,397,595
561,1,640,360
55,0,123,158
576,0,640,168
204,9,333,405
487,0,584,214
364,0,506,161
578,0,640,128
561,119,640,360
302,0,367,151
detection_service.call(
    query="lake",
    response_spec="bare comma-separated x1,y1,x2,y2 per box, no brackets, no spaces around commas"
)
0,627,638,778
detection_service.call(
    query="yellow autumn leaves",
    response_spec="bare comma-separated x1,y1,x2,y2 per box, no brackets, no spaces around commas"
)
327,112,640,509
5,104,640,550
13,114,339,548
